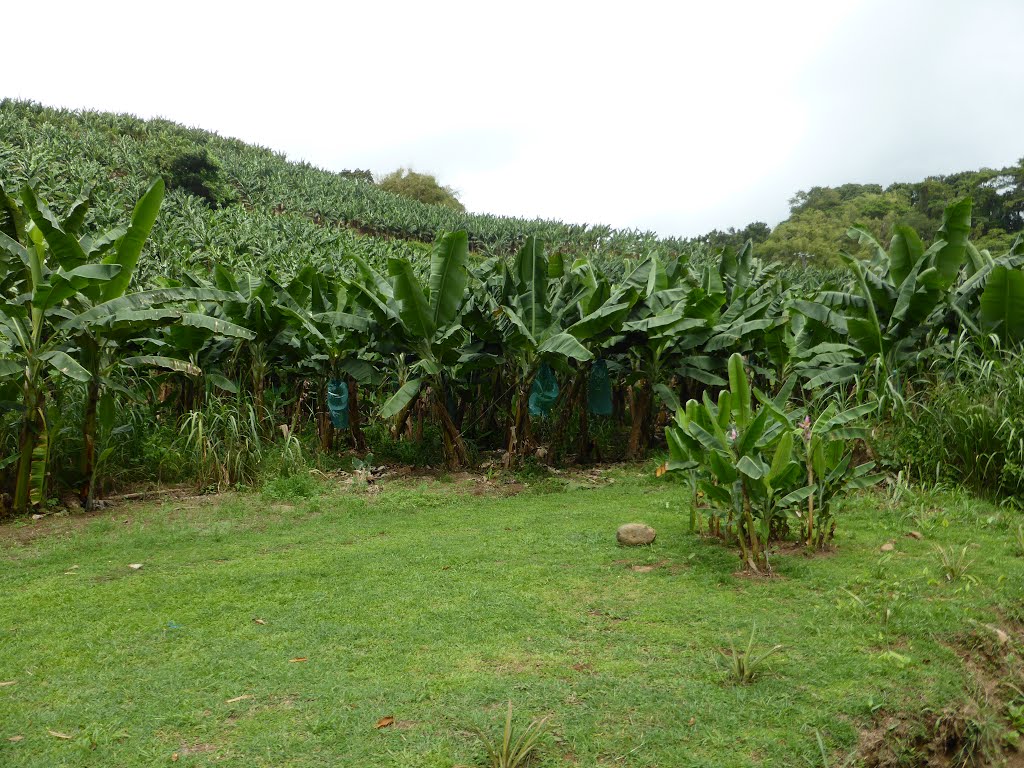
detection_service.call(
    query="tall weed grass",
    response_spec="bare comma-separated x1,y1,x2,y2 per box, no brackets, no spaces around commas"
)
875,339,1024,501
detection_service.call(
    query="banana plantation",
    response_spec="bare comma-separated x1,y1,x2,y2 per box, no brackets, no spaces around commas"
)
2,136,1023,567
7,93,1024,768
1,100,1024,571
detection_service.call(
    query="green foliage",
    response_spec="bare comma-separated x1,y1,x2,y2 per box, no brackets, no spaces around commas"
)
760,163,1024,266
157,146,236,208
666,354,878,570
471,700,550,768
0,100,703,268
181,398,265,489
719,624,783,685
874,346,1024,498
3,99,1024,509
377,167,465,212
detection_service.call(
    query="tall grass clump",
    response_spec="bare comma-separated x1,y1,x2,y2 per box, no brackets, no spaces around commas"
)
181,397,266,489
875,342,1024,500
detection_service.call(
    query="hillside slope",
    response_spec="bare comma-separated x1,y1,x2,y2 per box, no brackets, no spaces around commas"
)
0,100,700,283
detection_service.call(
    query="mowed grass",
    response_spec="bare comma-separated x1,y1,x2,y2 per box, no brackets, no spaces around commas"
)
1,469,1023,767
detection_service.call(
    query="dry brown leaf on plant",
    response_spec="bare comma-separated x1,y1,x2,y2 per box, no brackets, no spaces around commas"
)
375,716,395,729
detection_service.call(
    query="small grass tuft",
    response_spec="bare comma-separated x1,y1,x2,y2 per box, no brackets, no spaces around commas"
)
935,543,976,582
471,700,550,768
1013,524,1024,556
719,624,783,685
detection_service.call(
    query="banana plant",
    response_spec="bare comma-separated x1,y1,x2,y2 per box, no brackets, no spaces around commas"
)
306,269,376,451
609,254,710,459
664,354,812,573
948,235,1024,347
0,178,252,510
364,231,473,467
548,259,636,463
792,400,882,548
498,238,633,459
792,199,973,390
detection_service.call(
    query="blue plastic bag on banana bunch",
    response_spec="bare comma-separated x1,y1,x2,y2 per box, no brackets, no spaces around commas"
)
528,363,559,417
588,359,613,416
327,379,349,429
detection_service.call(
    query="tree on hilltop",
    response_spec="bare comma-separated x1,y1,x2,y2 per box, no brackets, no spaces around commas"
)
377,168,465,212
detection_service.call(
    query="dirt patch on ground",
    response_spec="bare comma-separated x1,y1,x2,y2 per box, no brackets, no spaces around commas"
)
0,489,223,546
176,742,217,757
0,507,110,546
857,622,1024,767
611,558,688,575
770,540,840,560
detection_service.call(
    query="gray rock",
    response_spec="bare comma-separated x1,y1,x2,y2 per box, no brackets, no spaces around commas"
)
617,523,656,546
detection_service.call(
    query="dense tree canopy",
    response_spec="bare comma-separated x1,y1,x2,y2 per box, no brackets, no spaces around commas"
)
377,168,466,213
751,162,1024,265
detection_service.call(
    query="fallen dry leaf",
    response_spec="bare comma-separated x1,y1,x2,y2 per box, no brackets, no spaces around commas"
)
171,753,179,762
47,730,72,739
288,657,308,663
253,618,267,625
907,531,924,540
128,563,143,570
224,695,252,704
880,541,895,552
688,716,696,726
0,681,16,687
8,735,23,742
375,716,395,729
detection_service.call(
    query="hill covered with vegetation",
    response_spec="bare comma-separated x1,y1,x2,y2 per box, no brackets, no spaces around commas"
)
704,165,1024,266
0,100,703,281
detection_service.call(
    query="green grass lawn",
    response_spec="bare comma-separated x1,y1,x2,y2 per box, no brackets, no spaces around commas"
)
2,468,1023,767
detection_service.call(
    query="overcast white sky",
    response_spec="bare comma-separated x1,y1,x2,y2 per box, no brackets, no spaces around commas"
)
5,0,1023,237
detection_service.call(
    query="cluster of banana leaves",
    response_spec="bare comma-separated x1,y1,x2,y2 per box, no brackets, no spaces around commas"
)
664,354,882,571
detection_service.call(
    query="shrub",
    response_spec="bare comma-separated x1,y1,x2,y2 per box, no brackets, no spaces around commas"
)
377,168,465,212
157,145,235,208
